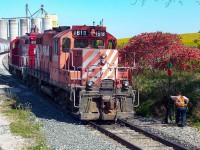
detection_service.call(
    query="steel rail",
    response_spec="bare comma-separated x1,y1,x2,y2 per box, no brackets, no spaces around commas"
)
117,118,189,150
89,121,142,150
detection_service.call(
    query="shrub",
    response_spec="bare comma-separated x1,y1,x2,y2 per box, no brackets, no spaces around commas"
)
119,32,200,72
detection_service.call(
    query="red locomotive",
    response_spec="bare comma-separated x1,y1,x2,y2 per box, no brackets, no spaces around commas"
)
9,25,138,120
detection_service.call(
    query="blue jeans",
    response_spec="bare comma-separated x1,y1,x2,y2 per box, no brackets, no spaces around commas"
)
176,107,187,127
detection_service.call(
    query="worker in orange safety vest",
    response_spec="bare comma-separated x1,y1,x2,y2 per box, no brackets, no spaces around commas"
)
170,91,189,127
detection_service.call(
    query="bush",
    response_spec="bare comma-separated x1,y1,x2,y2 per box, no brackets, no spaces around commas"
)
119,32,200,71
134,70,200,123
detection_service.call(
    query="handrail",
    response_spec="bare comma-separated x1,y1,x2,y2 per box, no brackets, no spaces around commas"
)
133,90,140,107
73,89,79,108
70,51,77,87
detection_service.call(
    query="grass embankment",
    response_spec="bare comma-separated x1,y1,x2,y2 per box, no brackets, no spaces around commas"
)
0,93,49,150
117,38,130,48
180,33,200,48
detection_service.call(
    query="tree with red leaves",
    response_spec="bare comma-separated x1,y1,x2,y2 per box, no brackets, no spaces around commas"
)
119,32,200,71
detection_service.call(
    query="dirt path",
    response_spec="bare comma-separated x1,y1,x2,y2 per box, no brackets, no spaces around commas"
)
0,96,29,150
0,115,27,150
0,53,27,149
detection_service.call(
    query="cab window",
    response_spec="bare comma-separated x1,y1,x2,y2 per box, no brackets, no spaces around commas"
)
53,39,58,54
90,40,104,48
13,41,19,49
74,39,88,48
62,38,70,52
108,40,116,49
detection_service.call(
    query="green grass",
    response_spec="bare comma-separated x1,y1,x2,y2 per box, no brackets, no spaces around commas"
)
179,33,200,47
4,100,40,138
10,121,40,138
117,33,200,48
1,96,50,150
192,121,200,131
136,99,156,117
117,38,130,48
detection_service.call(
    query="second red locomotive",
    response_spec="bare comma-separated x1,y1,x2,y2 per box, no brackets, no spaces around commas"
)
9,25,138,120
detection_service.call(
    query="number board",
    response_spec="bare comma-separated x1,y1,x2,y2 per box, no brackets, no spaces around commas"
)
72,30,106,37
95,30,106,37
73,30,88,36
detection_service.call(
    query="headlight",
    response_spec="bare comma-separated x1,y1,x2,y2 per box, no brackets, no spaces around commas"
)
100,54,107,65
122,80,129,90
87,81,93,86
86,81,94,91
101,54,107,59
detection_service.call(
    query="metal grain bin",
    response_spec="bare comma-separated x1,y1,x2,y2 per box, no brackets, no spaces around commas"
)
42,18,52,32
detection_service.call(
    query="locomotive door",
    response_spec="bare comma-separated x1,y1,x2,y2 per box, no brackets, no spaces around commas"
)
49,46,52,62
35,45,40,69
50,39,60,82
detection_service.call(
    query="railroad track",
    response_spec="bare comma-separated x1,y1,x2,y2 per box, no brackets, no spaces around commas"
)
0,53,14,85
89,118,189,150
0,53,32,98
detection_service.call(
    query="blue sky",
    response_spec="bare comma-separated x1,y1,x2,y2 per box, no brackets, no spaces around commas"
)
1,0,200,38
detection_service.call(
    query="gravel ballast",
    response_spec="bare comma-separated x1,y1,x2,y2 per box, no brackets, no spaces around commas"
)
127,116,200,150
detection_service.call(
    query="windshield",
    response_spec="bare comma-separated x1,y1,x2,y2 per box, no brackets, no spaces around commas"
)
74,39,88,48
90,40,104,48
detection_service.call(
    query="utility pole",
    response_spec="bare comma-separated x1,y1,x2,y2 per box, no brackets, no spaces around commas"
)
26,4,29,33
41,4,44,17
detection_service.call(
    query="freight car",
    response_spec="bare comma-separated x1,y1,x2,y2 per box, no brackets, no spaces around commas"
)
0,38,9,53
8,25,139,120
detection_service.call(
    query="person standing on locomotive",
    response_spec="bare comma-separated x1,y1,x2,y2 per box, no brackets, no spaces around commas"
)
170,91,189,127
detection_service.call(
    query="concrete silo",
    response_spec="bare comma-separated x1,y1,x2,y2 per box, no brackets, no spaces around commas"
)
9,19,18,41
20,18,29,36
0,19,8,40
42,18,52,32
